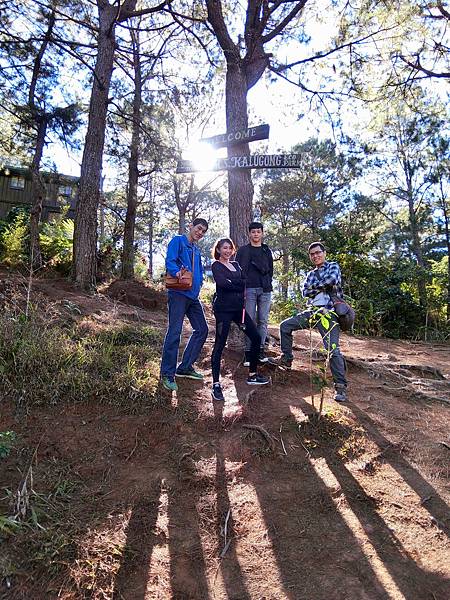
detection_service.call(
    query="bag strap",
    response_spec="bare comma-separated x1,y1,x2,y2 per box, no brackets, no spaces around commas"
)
190,245,195,278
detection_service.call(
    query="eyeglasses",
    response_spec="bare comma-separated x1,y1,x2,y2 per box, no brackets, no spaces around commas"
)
309,250,324,257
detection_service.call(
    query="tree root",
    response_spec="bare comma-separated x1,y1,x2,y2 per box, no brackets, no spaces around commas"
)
242,424,275,450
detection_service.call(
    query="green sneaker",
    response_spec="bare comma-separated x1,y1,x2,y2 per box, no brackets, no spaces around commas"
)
175,368,204,380
162,376,178,392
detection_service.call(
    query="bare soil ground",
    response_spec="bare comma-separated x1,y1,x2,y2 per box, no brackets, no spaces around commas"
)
0,273,449,600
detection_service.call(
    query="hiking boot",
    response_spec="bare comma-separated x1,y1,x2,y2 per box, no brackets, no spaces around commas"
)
268,355,292,370
211,383,225,401
162,376,178,392
258,349,268,364
243,352,251,367
334,384,348,403
175,368,204,380
247,373,270,385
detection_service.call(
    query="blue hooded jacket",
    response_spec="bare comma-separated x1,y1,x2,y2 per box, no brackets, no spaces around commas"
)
165,234,203,299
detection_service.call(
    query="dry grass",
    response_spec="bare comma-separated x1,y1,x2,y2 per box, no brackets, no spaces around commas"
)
0,284,163,410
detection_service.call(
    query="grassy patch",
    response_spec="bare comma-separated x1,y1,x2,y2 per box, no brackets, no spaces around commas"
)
0,307,163,409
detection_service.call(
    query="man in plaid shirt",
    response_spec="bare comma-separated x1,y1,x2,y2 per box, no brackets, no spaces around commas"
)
272,242,348,402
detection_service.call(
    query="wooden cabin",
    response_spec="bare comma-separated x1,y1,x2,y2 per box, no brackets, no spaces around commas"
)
0,164,79,221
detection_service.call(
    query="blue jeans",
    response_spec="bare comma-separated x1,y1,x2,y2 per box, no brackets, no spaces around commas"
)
244,288,272,352
280,309,347,386
160,292,208,378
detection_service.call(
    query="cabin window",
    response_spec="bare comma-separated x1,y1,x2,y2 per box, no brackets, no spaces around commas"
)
9,176,25,190
58,185,72,197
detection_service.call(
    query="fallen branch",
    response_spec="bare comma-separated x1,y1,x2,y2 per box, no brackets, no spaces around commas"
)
244,388,258,404
300,442,311,458
279,424,287,455
125,429,139,462
220,539,231,558
178,448,196,465
220,508,231,557
439,441,450,450
242,424,275,450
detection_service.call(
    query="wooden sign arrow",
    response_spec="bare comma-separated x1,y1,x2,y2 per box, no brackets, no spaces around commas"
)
176,153,302,174
201,124,270,148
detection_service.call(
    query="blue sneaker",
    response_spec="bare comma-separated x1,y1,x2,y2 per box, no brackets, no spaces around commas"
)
211,383,225,401
247,373,270,385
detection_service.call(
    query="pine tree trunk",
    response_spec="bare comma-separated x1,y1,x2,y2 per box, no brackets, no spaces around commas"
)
406,190,427,309
147,214,153,278
29,117,48,270
225,62,253,248
281,240,290,299
72,3,117,290
27,9,55,271
224,62,250,349
121,31,142,280
440,190,450,321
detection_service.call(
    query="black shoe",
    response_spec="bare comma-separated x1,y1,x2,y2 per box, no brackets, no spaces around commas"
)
243,352,251,367
247,373,270,385
258,349,268,363
211,383,225,401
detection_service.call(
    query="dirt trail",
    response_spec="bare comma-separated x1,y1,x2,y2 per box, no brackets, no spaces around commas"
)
0,275,449,600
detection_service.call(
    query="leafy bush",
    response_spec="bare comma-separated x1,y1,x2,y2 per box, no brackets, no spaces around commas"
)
134,252,149,280
0,431,16,458
0,212,28,267
269,293,301,323
97,241,121,280
199,279,215,306
39,217,74,274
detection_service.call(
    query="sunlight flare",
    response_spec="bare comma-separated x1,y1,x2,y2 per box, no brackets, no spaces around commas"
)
185,141,216,172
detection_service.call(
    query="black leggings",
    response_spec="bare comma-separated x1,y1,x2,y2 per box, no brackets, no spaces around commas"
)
211,310,261,382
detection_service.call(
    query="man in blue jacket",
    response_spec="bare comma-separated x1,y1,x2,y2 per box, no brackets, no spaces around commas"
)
161,218,209,392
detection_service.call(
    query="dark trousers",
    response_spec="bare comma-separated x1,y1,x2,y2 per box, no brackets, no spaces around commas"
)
161,292,208,378
211,310,261,382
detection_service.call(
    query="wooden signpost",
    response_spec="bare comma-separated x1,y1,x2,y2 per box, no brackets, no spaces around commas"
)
201,124,270,148
176,122,301,174
176,153,302,174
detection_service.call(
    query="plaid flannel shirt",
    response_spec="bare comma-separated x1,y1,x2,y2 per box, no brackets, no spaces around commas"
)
302,261,343,309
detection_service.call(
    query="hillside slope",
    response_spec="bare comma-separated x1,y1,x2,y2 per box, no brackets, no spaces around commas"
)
0,273,449,600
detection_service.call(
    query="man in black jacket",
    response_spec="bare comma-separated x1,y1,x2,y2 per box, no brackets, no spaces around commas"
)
236,222,274,365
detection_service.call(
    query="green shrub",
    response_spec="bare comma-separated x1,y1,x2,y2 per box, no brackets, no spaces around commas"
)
0,431,16,458
134,252,149,280
39,217,74,274
199,279,215,306
270,293,302,323
0,212,28,267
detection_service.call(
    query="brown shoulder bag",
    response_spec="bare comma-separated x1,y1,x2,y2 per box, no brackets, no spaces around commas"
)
164,246,194,291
